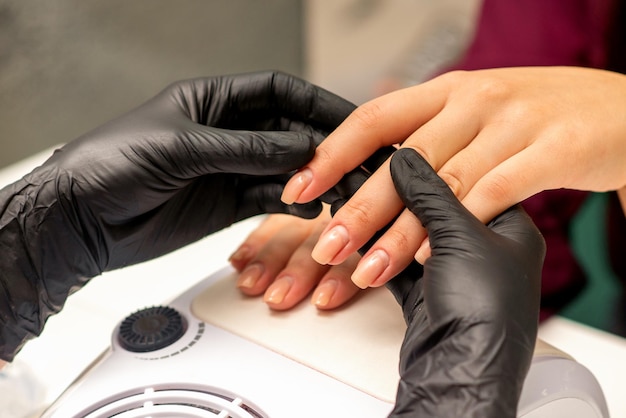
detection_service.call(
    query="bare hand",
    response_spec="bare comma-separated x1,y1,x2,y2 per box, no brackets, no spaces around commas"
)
281,66,626,288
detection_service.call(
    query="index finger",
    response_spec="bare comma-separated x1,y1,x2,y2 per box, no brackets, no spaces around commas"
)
281,75,452,205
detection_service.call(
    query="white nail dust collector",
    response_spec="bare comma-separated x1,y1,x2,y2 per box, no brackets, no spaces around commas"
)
40,266,609,418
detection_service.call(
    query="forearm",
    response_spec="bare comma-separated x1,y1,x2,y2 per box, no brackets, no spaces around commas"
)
0,173,98,362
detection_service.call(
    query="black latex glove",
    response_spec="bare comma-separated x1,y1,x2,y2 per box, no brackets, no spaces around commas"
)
386,149,545,417
0,71,356,361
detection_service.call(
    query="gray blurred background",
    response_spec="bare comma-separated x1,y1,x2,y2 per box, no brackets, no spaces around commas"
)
0,0,304,168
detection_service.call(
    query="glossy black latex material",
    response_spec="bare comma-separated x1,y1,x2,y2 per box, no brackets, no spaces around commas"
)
0,71,356,361
386,149,545,418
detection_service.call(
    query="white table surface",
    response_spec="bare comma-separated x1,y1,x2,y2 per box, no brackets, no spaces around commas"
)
4,146,626,417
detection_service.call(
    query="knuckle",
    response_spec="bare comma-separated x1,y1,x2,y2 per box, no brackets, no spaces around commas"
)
437,170,465,198
313,145,351,179
350,101,386,132
437,70,515,106
479,173,515,203
407,144,437,169
315,145,336,166
476,79,510,102
340,199,375,228
438,69,468,85
382,228,412,254
472,76,513,104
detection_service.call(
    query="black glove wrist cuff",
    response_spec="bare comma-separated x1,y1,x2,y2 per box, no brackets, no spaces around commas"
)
0,173,99,361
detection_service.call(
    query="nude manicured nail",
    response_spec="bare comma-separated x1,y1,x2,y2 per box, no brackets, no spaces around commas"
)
236,263,263,289
312,279,338,308
264,276,294,304
311,225,349,265
281,168,312,204
351,249,390,289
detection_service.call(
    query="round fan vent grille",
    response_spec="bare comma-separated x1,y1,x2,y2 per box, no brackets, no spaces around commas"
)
80,386,266,418
118,306,186,353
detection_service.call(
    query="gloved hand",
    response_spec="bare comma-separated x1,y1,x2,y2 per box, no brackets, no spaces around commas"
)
0,71,356,361
386,148,545,417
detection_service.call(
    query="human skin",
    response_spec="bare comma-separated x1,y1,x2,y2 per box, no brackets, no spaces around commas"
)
230,208,361,310
280,66,626,289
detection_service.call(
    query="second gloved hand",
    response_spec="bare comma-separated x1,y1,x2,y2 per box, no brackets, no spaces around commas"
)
386,149,545,418
0,71,356,361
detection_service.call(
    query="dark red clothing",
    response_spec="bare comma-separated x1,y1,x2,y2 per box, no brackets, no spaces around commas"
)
446,0,623,320
455,0,614,71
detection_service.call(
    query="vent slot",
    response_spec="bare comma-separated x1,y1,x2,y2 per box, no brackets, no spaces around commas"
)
79,386,265,418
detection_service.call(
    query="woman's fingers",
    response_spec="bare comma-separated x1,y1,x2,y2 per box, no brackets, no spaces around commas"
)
351,208,426,288
229,214,303,272
398,96,481,172
433,118,531,199
308,161,428,289
261,218,333,310
310,254,362,310
230,211,364,311
232,215,315,296
310,159,405,266
263,221,361,310
293,81,486,286
460,145,560,224
281,77,454,204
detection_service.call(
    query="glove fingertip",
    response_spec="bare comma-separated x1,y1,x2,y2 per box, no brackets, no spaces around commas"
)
287,200,323,219
390,148,479,235
329,198,347,217
390,149,449,204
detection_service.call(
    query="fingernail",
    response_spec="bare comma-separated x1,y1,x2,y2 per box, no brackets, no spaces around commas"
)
236,263,264,289
351,249,390,289
263,276,294,304
312,279,338,308
415,238,431,265
281,168,312,204
311,225,349,265
229,245,252,264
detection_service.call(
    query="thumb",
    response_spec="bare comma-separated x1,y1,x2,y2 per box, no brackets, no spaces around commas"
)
390,148,484,244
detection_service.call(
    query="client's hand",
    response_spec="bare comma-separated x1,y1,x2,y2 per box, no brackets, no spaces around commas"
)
387,149,544,417
282,66,626,288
